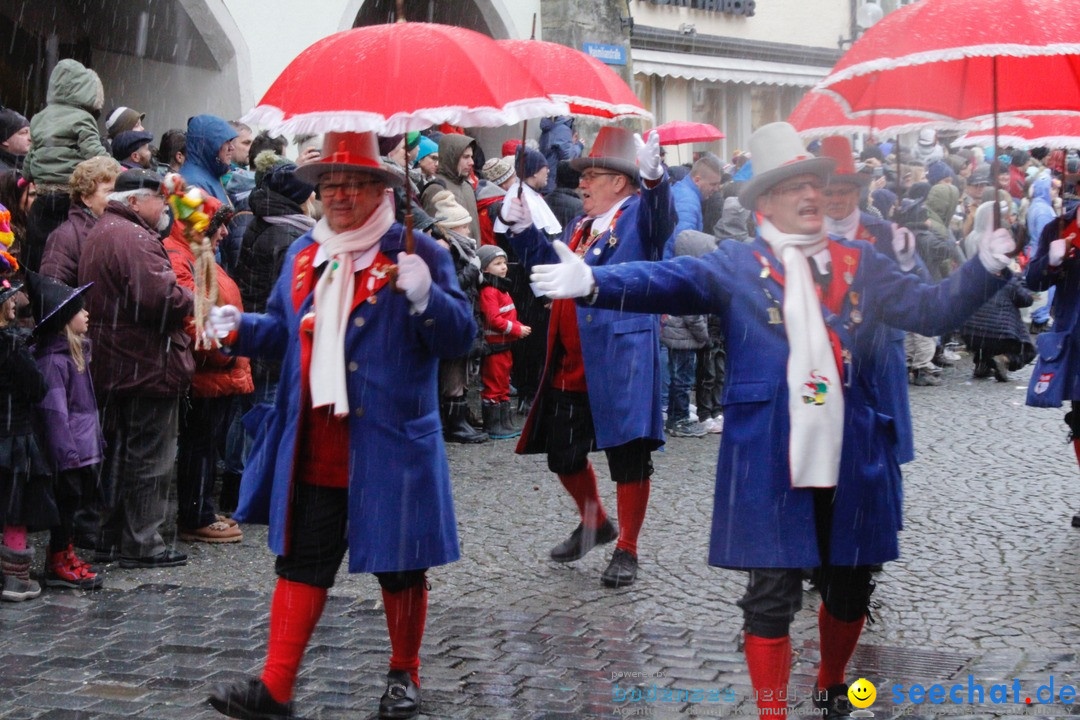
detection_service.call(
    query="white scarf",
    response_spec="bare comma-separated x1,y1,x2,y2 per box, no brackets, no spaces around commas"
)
759,218,844,489
825,208,860,242
493,181,563,236
310,193,395,417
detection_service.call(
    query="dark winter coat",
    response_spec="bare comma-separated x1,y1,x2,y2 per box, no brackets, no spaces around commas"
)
1027,207,1080,401
538,117,579,195
544,187,584,230
661,230,715,350
33,334,104,470
0,328,47,438
40,203,98,286
235,187,312,314
0,149,23,174
179,115,237,204
78,201,194,398
960,276,1034,343
22,59,107,185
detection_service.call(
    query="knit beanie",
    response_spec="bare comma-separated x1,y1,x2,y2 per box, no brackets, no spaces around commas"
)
502,139,523,158
477,244,506,271
378,134,405,157
482,157,514,186
0,108,29,143
431,190,472,229
926,160,955,185
416,136,438,163
519,147,547,180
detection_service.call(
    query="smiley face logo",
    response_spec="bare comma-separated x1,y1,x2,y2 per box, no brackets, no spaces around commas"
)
848,678,877,708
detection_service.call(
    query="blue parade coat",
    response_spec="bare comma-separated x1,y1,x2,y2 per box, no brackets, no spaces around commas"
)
511,177,675,453
1026,208,1080,402
587,236,1007,568
231,226,475,573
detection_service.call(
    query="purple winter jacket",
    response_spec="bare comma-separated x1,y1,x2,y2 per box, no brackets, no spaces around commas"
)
40,203,98,286
34,334,104,471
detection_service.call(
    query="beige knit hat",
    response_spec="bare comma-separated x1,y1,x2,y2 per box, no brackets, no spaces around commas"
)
482,157,515,186
432,190,472,229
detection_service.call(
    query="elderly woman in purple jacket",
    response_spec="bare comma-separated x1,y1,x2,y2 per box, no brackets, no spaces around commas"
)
39,157,121,285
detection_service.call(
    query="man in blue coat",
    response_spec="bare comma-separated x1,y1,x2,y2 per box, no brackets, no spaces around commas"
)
664,153,724,258
205,131,475,720
503,127,673,589
522,122,1015,718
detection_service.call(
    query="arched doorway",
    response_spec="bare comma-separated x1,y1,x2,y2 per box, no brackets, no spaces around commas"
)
0,0,248,138
350,0,511,38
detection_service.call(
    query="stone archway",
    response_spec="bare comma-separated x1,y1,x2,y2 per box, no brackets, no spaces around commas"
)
0,0,248,137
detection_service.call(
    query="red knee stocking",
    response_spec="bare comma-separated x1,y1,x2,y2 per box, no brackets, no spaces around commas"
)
383,582,428,686
557,462,607,528
615,478,650,556
1072,439,1080,468
261,578,327,704
817,604,865,689
744,633,791,717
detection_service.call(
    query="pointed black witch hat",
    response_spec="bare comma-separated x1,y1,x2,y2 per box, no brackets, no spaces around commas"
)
23,271,92,337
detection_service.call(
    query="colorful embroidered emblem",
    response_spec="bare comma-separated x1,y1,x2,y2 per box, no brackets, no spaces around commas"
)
1034,372,1054,395
801,371,831,405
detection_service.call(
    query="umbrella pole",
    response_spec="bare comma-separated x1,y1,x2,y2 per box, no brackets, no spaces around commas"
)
517,14,538,201
396,0,415,254
992,55,1001,231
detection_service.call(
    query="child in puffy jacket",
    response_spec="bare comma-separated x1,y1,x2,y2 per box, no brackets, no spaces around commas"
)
28,272,103,590
476,245,530,440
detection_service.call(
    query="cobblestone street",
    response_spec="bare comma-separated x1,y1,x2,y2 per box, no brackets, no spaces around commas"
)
1,358,1079,719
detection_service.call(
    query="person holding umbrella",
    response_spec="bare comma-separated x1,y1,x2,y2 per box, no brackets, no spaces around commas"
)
518,121,1015,717
500,127,674,589
205,130,475,720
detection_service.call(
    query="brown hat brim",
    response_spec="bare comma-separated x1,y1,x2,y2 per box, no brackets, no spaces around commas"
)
568,156,638,180
294,161,403,189
737,157,836,209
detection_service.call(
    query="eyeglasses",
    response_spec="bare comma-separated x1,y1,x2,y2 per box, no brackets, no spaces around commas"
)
769,179,826,197
580,171,621,183
319,179,384,197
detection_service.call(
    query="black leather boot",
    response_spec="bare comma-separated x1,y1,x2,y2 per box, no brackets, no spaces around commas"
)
441,398,487,444
499,401,521,437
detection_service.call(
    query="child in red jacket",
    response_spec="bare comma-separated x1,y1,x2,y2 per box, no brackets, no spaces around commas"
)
476,245,530,439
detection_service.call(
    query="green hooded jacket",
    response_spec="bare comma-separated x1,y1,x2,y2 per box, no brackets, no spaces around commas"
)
23,59,108,185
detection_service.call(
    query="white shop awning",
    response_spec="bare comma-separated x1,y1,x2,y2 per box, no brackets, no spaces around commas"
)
632,48,830,88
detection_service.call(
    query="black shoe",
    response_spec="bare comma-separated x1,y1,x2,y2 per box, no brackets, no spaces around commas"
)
991,354,1010,382
119,549,188,569
550,519,618,563
601,547,639,588
814,683,853,718
972,362,993,379
1072,513,1080,528
379,670,421,719
209,677,295,719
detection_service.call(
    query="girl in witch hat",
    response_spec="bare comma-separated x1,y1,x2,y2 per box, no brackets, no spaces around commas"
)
0,262,55,602
26,271,103,590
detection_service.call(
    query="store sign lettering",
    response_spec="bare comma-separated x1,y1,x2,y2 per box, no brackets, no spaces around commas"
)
646,0,756,17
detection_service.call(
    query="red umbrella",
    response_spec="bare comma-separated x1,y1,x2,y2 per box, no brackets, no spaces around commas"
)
242,23,568,135
645,120,724,146
817,0,1080,120
496,39,650,121
952,113,1080,150
787,91,1027,140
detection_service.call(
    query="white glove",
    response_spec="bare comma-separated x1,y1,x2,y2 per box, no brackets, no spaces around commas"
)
634,131,663,182
977,227,1015,274
530,240,596,299
891,224,917,272
396,252,432,312
208,305,241,338
1049,238,1067,267
500,196,533,235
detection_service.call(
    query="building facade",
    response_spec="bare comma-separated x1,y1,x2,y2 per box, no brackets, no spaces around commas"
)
0,0,889,161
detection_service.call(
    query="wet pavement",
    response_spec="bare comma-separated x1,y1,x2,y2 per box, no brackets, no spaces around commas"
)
2,357,1079,719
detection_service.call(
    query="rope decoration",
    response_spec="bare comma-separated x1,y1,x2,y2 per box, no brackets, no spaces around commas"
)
163,174,229,350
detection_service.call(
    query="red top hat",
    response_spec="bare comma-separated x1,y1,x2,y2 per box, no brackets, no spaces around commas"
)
295,131,403,188
819,136,869,187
